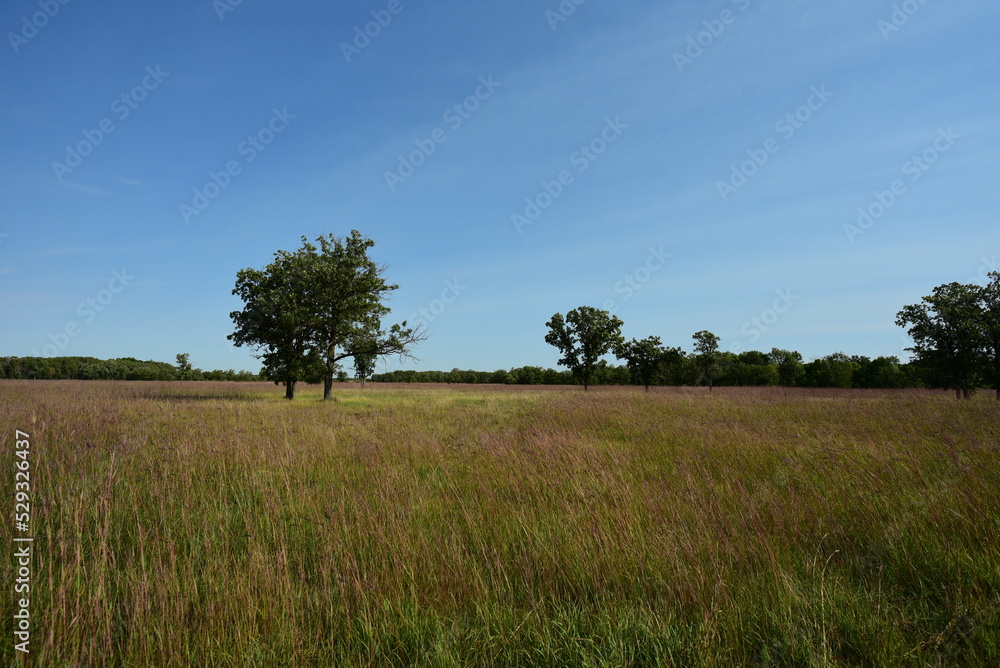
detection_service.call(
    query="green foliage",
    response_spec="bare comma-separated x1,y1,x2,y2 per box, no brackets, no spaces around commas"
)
351,345,378,387
615,336,683,391
229,231,425,399
545,307,625,390
692,330,722,391
897,282,989,398
0,356,261,381
980,272,1000,397
175,353,193,380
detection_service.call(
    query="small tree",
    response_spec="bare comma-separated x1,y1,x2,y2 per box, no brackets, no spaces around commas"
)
351,338,378,388
545,306,624,390
896,282,987,400
692,330,722,392
175,353,193,380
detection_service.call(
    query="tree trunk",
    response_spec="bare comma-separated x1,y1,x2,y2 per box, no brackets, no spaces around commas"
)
284,381,296,400
955,388,962,400
323,376,333,401
962,389,972,400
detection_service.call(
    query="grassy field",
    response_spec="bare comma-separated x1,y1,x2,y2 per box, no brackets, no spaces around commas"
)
1,381,998,666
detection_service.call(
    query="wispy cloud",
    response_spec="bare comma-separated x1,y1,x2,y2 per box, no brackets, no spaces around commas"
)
57,181,111,197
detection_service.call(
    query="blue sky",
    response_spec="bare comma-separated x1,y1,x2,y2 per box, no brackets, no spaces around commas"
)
2,0,997,374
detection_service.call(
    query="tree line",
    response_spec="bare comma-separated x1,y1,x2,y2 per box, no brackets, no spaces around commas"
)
0,355,261,382
374,271,1000,400
371,351,920,389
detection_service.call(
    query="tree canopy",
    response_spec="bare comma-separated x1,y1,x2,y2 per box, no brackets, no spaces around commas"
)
545,307,624,390
692,330,722,392
228,231,425,399
896,281,989,399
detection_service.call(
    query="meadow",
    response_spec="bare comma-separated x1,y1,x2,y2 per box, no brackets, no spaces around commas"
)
1,380,998,666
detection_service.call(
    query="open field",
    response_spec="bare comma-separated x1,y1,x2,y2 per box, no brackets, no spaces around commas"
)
2,381,999,666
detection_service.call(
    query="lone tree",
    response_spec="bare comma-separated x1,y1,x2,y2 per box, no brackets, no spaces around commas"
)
896,282,987,400
692,330,722,392
615,336,683,392
229,231,425,400
545,306,624,390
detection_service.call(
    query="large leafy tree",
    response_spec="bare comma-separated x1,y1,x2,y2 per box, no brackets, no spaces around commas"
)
692,330,722,392
229,231,425,400
545,306,624,390
615,336,683,392
896,282,987,400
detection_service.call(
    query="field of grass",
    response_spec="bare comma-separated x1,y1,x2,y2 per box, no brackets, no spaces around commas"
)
2,380,998,666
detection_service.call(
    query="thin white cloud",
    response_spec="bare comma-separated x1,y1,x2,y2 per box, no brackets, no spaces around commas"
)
57,181,111,197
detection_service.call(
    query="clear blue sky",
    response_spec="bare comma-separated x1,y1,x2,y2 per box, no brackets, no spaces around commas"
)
2,0,997,374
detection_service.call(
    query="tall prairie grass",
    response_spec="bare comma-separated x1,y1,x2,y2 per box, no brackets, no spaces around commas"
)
2,381,998,666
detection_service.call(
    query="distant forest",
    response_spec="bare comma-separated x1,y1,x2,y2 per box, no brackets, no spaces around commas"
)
373,351,922,390
0,351,923,389
0,356,260,382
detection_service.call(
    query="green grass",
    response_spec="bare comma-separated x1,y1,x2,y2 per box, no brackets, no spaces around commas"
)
2,381,999,666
